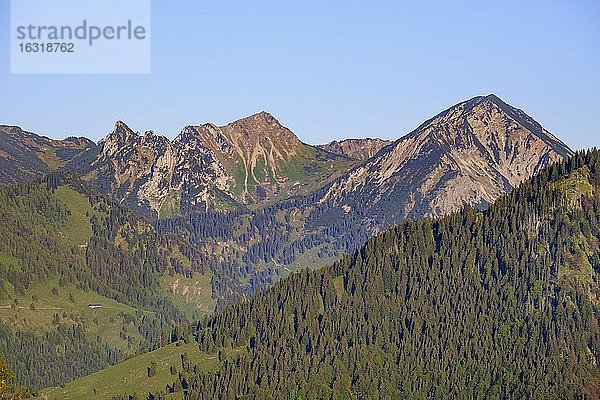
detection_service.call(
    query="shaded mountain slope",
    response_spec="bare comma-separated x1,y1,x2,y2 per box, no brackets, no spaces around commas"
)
0,125,93,184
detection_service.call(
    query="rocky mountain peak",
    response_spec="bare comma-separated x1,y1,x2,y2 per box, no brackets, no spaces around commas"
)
105,120,139,145
97,121,140,160
237,111,280,126
174,124,232,156
178,113,350,204
223,111,300,145
174,125,198,143
400,94,572,163
321,94,573,229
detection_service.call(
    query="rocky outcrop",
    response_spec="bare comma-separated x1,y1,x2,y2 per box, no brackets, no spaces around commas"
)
180,112,353,203
69,120,235,215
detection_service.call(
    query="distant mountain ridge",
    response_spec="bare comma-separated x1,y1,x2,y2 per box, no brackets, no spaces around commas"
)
1,95,572,221
0,125,94,184
317,138,392,160
0,95,575,307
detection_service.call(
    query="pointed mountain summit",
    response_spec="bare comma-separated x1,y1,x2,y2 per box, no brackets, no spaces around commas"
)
320,94,573,231
99,120,143,156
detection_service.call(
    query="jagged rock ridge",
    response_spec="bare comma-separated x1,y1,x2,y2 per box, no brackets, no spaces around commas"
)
67,113,354,216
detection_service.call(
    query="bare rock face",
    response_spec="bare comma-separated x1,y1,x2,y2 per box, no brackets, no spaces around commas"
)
72,113,354,216
320,94,573,232
0,125,94,184
73,120,236,215
318,138,391,160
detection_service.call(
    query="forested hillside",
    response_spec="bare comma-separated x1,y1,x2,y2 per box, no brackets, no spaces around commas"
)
0,175,212,389
100,149,598,399
155,185,369,308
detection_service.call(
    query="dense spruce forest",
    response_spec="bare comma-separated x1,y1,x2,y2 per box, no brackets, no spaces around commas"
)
135,150,598,399
0,174,198,388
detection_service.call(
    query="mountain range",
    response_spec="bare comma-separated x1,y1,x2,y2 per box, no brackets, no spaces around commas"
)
0,94,575,305
1,94,590,397
2,95,572,223
64,112,355,216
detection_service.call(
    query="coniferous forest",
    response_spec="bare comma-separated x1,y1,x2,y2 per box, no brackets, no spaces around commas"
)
143,150,599,399
0,175,189,388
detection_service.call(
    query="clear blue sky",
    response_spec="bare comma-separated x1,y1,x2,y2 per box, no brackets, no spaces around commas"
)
1,0,599,149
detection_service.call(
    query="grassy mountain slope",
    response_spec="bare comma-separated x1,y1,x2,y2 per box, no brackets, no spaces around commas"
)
39,340,244,400
64,149,599,399
0,279,154,354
